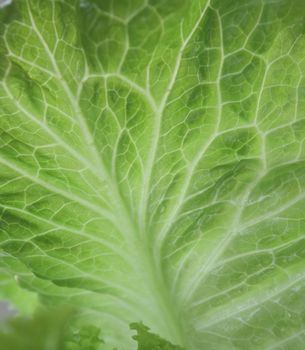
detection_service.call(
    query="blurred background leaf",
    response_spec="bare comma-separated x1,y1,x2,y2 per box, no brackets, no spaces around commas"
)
0,307,104,350
0,306,185,350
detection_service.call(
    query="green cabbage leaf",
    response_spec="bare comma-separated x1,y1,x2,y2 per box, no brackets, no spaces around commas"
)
1,0,305,349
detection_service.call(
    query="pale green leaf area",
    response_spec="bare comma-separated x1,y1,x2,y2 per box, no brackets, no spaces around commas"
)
0,0,305,349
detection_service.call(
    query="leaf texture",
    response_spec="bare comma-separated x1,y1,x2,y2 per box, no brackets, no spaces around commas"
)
1,0,305,349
